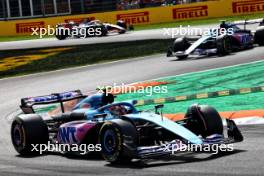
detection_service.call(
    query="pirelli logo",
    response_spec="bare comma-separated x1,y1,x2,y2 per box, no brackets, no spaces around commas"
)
233,0,264,14
16,21,45,34
116,12,149,24
173,5,208,19
65,17,95,23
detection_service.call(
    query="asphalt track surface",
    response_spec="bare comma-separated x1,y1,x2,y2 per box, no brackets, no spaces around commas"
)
0,24,259,50
0,43,264,175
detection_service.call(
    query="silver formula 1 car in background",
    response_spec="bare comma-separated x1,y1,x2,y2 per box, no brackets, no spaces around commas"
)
167,18,264,60
55,19,130,40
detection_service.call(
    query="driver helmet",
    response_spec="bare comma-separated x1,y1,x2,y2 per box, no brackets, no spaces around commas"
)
108,105,128,116
68,21,75,25
73,92,115,110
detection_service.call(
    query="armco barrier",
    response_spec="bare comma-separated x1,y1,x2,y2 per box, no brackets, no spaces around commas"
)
0,0,264,36
135,86,264,106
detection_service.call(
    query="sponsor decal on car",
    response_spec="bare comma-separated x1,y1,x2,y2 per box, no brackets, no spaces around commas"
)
232,0,264,14
16,21,45,34
58,127,78,143
116,11,149,24
172,5,208,20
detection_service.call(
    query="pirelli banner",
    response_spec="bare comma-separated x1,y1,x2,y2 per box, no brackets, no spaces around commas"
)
0,0,264,36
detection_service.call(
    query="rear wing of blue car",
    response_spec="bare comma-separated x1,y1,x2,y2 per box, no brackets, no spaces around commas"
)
20,90,86,114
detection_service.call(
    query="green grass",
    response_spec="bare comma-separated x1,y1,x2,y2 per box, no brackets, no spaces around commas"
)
117,60,264,102
0,35,53,42
137,92,264,113
116,60,264,113
0,39,173,78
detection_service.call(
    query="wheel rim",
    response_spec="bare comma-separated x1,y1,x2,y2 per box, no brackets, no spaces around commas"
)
12,124,24,147
103,129,116,153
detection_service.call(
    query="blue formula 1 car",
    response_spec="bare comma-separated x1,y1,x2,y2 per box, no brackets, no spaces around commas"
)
167,18,264,60
11,90,243,163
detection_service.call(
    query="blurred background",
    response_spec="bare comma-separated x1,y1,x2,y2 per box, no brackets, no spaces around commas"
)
0,0,210,20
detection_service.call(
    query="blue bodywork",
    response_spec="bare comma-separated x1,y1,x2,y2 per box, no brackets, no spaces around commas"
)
19,90,243,159
71,94,203,145
20,92,211,146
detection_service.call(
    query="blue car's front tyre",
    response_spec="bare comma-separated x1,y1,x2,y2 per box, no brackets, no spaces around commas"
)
185,105,223,138
99,119,138,164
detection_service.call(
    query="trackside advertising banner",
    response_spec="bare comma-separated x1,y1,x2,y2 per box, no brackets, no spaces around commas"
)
0,0,263,36
232,0,264,14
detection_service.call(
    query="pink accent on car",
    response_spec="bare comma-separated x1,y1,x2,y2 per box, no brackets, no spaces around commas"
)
57,121,96,144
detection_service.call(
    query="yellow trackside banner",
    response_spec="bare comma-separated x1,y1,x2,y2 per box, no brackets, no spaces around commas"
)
0,0,264,36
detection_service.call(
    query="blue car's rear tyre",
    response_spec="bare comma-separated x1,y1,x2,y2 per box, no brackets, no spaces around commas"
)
11,114,49,155
99,119,138,164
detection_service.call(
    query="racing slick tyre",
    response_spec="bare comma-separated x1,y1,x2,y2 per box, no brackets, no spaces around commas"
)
55,33,68,40
177,55,188,60
99,119,138,164
55,28,69,40
254,26,264,46
11,114,49,155
168,37,190,59
172,37,190,52
116,20,127,30
128,25,134,30
118,29,126,34
216,35,231,55
185,104,223,138
166,47,173,57
99,26,108,36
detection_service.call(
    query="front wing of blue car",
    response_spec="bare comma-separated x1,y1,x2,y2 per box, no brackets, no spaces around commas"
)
136,118,243,159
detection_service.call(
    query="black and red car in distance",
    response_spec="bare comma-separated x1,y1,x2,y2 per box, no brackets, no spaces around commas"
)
167,18,264,59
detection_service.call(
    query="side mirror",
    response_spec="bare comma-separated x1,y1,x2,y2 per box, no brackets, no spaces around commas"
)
155,104,164,114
